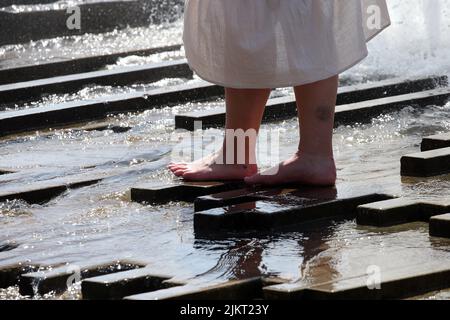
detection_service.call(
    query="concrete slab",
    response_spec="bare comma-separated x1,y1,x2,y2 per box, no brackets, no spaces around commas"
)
357,198,450,227
401,147,450,177
336,75,448,104
421,133,450,151
124,277,263,300
0,262,39,289
175,82,450,131
194,187,297,212
76,121,132,133
357,198,422,227
19,259,146,296
0,0,184,46
0,168,15,175
264,261,450,300
0,60,192,105
81,268,175,300
1,0,57,7
0,81,224,137
0,173,106,204
131,181,246,204
430,214,450,238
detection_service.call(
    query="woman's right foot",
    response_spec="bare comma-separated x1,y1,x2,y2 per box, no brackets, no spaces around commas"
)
168,152,257,181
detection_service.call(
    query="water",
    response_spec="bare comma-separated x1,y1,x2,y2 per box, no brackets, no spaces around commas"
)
0,21,184,68
1,0,450,299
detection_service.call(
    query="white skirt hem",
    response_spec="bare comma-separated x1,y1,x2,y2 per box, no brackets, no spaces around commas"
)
186,22,389,89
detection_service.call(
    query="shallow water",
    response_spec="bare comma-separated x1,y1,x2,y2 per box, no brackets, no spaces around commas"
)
1,0,450,300
1,99,450,299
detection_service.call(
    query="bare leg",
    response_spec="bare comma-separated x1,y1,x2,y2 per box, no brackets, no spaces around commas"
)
168,87,271,181
245,75,338,186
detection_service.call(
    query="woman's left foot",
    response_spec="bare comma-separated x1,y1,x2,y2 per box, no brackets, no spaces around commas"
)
244,152,336,187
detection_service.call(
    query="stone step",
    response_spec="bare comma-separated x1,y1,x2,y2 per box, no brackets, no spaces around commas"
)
0,120,132,145
0,262,39,289
0,0,184,46
81,268,177,300
421,133,450,152
357,198,450,227
175,76,448,131
0,60,191,105
0,81,223,137
194,189,393,236
264,261,450,300
401,147,450,177
0,44,182,85
19,259,146,296
131,181,246,205
430,214,450,238
0,172,107,204
194,187,297,212
124,277,263,300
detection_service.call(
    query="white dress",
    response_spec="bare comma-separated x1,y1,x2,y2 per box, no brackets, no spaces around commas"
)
183,0,390,89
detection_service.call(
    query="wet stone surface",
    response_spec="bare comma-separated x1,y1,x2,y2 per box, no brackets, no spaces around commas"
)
0,263,39,289
19,259,145,297
0,60,192,105
124,277,263,300
0,80,223,137
430,214,450,238
194,186,393,236
131,181,246,204
421,132,450,151
0,44,182,85
264,260,450,300
357,198,450,227
0,172,107,204
194,187,297,212
81,267,175,300
0,0,184,46
176,81,450,131
401,147,450,177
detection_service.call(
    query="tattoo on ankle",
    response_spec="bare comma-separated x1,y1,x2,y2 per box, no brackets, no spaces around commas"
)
315,105,334,121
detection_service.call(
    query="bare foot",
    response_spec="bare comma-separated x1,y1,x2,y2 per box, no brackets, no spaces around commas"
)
168,152,257,181
244,152,336,187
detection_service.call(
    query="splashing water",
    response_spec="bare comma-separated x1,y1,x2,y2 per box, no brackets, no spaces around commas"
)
345,0,450,82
